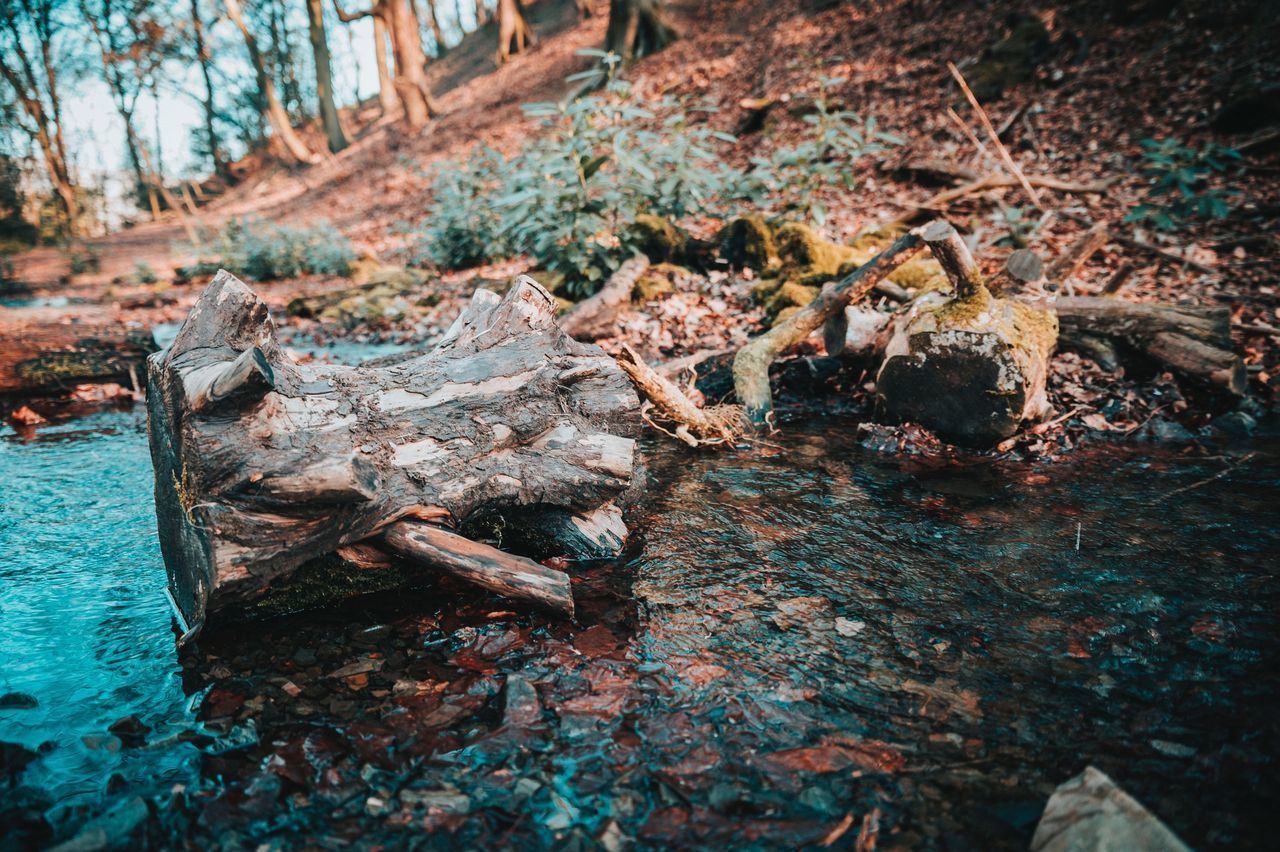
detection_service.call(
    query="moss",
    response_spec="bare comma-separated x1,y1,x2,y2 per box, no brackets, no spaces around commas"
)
1010,299,1059,357
929,284,995,327
888,258,948,291
555,296,575,315
775,223,860,286
234,552,418,620
765,281,819,324
966,15,1049,102
633,263,687,301
629,214,688,264
717,215,777,270
752,277,782,303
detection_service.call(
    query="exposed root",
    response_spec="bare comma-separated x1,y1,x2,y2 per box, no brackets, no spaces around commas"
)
615,345,745,448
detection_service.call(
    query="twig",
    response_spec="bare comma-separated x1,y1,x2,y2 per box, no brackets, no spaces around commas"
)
1102,262,1136,295
1157,452,1258,501
947,62,1043,208
1233,321,1280,336
1060,212,1216,275
945,106,996,167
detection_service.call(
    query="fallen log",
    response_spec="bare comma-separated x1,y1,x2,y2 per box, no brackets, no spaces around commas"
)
560,254,650,341
0,318,157,394
875,221,1059,445
733,229,927,429
1049,296,1246,394
147,270,641,634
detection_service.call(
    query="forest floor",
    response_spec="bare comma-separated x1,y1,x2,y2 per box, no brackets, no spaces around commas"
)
4,0,1279,452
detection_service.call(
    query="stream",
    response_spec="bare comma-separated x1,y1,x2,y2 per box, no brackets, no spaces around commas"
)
1,385,1277,848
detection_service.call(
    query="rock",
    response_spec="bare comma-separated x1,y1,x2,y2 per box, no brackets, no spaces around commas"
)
1030,766,1190,852
107,716,150,748
1209,410,1256,438
49,796,149,852
1,740,40,783
1138,418,1195,445
0,692,39,709
503,674,542,728
717,215,777,271
399,788,471,813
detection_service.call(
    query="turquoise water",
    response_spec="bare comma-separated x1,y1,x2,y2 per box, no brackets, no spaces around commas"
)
1,405,1277,848
0,410,194,806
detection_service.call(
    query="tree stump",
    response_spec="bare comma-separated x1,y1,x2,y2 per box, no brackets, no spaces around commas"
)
875,221,1058,445
147,271,641,634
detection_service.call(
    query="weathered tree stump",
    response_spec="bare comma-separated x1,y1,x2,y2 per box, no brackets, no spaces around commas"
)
147,270,641,634
875,221,1058,445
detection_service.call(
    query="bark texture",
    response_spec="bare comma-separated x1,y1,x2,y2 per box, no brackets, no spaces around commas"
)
0,319,156,394
307,0,350,153
604,0,676,60
495,0,534,64
875,221,1058,445
148,271,641,633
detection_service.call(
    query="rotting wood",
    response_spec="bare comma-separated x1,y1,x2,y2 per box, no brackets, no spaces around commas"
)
147,270,641,634
616,344,743,447
875,221,1059,445
382,520,574,617
560,254,650,341
0,319,158,394
733,229,927,429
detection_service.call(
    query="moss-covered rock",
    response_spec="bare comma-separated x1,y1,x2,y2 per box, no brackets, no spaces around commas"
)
764,281,820,323
629,214,689,265
717,215,777,270
775,223,861,285
632,263,690,301
966,15,1050,103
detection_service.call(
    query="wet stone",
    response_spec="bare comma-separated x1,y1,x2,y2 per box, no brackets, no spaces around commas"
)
0,691,39,709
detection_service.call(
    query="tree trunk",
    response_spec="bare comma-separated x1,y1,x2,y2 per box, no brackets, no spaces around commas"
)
475,0,488,26
372,15,401,114
307,0,350,153
0,56,78,233
191,0,227,178
604,0,676,61
494,0,534,64
422,0,448,55
0,317,157,394
225,0,320,165
383,0,438,128
875,221,1058,446
147,271,642,634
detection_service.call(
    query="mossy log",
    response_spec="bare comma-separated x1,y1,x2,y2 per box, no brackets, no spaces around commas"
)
875,221,1058,445
0,318,157,394
148,270,642,634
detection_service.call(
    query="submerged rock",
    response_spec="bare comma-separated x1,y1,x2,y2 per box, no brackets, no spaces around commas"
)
1031,766,1190,852
0,691,39,709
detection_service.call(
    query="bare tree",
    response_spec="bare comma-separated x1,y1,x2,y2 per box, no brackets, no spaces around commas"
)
224,0,320,164
0,0,80,233
189,0,227,178
333,0,438,130
604,0,675,61
307,0,349,152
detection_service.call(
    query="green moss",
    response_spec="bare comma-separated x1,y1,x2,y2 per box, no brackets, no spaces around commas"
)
1010,299,1059,357
234,552,418,620
629,214,688,264
966,15,1049,102
633,263,685,301
775,223,860,286
717,215,777,270
528,269,566,295
888,258,947,291
765,281,819,323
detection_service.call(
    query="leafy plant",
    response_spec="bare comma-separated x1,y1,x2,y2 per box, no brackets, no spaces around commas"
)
133,261,158,284
1126,138,1242,230
404,146,509,270
67,244,101,275
206,216,356,280
739,76,902,226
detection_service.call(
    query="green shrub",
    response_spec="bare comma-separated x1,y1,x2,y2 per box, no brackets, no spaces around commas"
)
133,261,158,284
67,244,100,275
206,216,355,280
737,76,902,226
405,145,509,270
1125,138,1241,230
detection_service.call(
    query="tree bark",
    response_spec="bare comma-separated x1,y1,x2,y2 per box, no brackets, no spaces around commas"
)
372,15,401,114
495,0,534,64
225,0,321,165
147,271,641,633
875,221,1058,446
307,0,350,153
0,317,157,394
191,0,227,178
560,254,649,341
0,49,78,233
334,0,437,128
604,0,676,61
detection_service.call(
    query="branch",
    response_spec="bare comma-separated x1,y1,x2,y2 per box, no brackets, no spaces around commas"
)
331,0,374,22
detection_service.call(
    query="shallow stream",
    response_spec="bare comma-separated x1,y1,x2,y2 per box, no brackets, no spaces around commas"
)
1,393,1277,848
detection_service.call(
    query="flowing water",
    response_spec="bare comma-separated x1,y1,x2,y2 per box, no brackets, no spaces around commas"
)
1,400,1277,849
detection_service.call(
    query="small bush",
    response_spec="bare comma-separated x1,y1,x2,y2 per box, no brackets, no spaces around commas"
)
207,216,356,280
1126,138,1241,230
406,146,509,270
737,76,902,226
133,261,158,284
67,244,101,275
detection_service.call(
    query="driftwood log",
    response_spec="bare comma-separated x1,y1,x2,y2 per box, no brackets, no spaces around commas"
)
560,255,650,341
0,317,156,394
147,270,641,634
875,221,1058,445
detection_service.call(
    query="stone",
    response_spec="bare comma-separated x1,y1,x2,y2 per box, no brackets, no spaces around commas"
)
1030,766,1190,852
0,692,39,709
503,674,542,728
